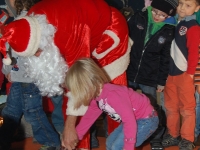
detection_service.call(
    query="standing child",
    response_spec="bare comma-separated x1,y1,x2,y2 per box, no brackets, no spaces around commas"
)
0,0,60,149
162,0,200,149
127,0,177,112
126,0,178,148
62,58,159,150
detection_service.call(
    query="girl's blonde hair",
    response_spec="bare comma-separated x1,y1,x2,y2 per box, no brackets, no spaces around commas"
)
65,58,110,109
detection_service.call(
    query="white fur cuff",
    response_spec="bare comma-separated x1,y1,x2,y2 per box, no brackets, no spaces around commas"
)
66,92,88,116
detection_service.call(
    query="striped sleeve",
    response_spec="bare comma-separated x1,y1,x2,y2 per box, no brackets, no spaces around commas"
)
194,43,200,85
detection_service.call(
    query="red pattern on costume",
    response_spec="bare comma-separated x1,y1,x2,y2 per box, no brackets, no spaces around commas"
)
28,0,129,148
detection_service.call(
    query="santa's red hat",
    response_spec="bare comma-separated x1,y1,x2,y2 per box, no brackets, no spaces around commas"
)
0,16,41,65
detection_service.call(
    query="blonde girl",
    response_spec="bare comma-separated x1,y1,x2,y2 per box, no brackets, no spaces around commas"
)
64,58,159,150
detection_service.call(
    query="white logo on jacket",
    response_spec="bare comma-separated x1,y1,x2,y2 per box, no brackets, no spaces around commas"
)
158,36,166,44
179,26,187,36
98,98,121,122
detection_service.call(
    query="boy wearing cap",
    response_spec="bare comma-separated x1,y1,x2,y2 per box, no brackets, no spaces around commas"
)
127,0,177,127
162,0,200,149
126,0,177,148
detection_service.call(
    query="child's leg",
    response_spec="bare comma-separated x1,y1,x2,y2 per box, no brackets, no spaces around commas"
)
135,116,159,147
22,83,60,147
106,116,159,150
195,91,200,140
51,95,64,134
106,123,124,150
178,73,195,142
0,82,23,148
164,75,180,138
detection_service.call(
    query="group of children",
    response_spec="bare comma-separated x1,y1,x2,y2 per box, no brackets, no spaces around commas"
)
0,0,200,150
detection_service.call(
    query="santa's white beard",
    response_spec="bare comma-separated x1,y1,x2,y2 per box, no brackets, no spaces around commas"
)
23,44,68,97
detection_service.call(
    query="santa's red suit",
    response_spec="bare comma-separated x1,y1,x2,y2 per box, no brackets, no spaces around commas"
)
0,0,131,148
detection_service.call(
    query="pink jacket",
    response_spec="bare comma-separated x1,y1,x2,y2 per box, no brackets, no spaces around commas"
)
76,83,154,150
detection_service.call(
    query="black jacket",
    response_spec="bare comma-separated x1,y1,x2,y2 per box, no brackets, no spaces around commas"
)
126,10,175,87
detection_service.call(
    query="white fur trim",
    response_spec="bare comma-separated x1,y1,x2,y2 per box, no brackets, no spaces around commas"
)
102,38,132,80
92,30,120,59
66,92,88,116
14,16,41,57
3,57,11,65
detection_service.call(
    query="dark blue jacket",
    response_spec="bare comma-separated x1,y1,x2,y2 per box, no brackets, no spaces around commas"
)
127,10,175,87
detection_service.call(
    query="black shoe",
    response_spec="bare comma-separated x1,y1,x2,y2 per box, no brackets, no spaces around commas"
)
178,139,195,150
91,136,99,148
150,139,163,150
162,134,181,147
90,123,99,148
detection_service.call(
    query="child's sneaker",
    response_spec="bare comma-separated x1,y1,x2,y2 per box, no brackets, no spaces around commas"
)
178,139,195,150
39,145,60,150
150,139,163,150
162,134,180,147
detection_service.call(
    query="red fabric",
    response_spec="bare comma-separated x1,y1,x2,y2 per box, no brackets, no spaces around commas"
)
1,19,30,56
42,97,54,113
28,0,111,67
186,25,200,75
6,82,12,95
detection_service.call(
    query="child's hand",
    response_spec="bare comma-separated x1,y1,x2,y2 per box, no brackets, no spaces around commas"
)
157,85,164,92
34,48,43,57
5,73,11,82
196,85,200,94
189,74,194,79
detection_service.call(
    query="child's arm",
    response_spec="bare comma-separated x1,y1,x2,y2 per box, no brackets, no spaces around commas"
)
106,91,137,150
2,63,12,82
157,30,174,88
75,100,102,140
186,25,200,75
127,12,137,40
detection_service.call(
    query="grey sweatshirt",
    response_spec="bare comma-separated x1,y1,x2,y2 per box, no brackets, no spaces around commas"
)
2,49,33,83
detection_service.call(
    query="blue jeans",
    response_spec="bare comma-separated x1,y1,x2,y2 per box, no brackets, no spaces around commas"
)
51,95,64,133
195,91,200,138
0,82,60,147
128,81,166,141
106,116,159,150
128,81,166,112
128,81,157,99
159,92,166,113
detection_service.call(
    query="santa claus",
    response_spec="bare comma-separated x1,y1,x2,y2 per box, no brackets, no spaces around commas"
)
0,0,131,149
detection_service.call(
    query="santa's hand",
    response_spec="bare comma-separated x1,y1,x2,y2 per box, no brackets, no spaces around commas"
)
62,116,79,150
62,128,79,150
34,48,43,57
